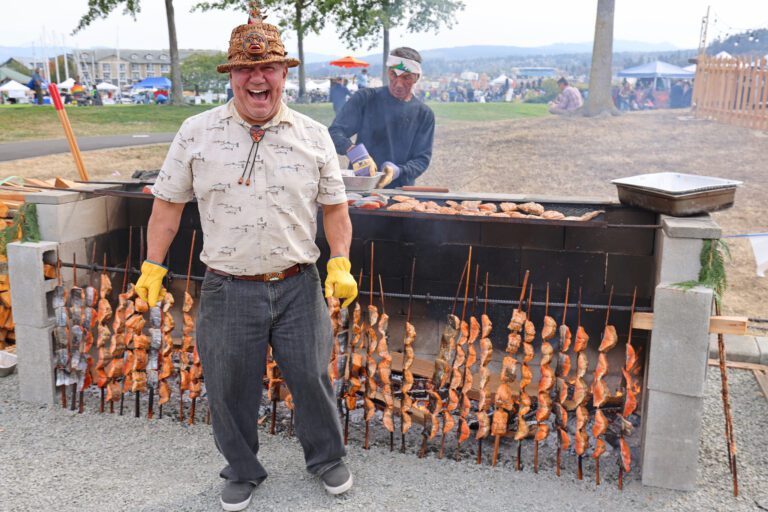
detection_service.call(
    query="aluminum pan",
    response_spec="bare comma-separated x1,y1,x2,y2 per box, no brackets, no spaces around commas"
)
611,172,742,195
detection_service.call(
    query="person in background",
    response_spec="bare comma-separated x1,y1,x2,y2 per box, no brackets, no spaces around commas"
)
329,46,435,189
30,68,44,105
548,77,583,115
329,77,351,114
357,68,368,90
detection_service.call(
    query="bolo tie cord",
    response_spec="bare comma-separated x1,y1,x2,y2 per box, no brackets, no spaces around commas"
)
238,125,266,186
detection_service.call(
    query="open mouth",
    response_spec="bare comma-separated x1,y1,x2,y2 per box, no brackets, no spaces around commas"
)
248,89,270,102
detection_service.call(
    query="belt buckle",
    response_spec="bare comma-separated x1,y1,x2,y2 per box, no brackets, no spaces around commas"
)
265,272,282,282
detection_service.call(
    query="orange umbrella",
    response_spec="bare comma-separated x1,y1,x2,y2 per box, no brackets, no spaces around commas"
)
329,56,369,68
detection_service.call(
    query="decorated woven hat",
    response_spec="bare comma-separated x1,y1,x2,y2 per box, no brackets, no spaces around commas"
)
217,1,300,73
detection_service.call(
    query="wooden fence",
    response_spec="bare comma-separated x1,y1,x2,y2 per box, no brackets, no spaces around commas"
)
693,54,768,130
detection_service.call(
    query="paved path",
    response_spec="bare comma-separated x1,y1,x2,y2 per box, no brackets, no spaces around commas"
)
0,133,175,161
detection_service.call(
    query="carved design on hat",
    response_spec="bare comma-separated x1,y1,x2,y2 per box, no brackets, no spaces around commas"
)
243,31,269,58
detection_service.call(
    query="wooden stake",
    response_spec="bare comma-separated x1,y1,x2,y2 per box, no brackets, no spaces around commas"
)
401,256,417,454
716,300,739,497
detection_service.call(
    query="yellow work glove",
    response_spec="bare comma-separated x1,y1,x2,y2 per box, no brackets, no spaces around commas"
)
324,257,358,308
135,260,168,307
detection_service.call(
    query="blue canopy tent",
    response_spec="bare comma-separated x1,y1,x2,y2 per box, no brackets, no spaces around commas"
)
618,61,695,108
618,61,695,79
131,77,172,90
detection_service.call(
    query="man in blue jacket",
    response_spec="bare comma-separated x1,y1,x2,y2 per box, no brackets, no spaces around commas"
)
329,47,435,189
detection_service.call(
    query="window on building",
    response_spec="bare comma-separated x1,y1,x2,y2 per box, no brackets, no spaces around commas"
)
160,54,169,61
131,53,138,60
103,72,111,80
102,63,111,72
146,54,153,60
119,72,126,81
132,72,140,80
119,63,126,71
160,64,170,73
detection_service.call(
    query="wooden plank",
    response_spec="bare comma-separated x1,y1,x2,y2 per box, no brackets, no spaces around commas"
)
708,358,768,372
754,370,768,401
632,312,748,335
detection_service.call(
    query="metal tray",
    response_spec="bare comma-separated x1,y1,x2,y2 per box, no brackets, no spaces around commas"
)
615,185,737,216
612,172,742,195
342,172,384,192
0,351,17,377
612,172,741,216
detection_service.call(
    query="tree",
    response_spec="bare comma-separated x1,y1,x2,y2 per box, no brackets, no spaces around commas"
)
73,0,185,106
194,0,340,100
582,0,619,116
181,52,229,94
332,0,464,83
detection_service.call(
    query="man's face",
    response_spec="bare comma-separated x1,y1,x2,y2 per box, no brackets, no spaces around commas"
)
558,82,566,91
230,62,287,124
388,69,419,101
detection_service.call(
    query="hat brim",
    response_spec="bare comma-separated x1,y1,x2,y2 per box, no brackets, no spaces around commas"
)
217,57,300,73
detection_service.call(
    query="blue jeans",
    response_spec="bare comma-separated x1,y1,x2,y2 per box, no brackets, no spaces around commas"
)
196,264,345,483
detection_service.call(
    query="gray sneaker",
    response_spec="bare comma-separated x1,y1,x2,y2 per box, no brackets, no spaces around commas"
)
320,462,353,495
220,480,257,511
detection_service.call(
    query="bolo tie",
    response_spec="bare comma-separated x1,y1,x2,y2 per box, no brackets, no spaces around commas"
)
238,125,266,186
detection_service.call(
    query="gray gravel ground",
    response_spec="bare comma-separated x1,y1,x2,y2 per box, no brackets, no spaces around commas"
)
1,367,766,512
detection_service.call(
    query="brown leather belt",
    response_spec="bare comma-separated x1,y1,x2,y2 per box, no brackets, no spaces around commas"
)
207,263,305,282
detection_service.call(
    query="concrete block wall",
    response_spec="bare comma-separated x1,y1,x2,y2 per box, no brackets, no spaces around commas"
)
641,214,720,491
9,188,128,406
8,241,59,405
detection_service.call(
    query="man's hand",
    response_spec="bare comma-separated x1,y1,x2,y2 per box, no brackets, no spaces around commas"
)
324,257,358,308
347,144,377,177
135,260,168,307
378,161,401,187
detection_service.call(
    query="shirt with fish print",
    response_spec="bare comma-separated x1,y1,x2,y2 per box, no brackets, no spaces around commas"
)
152,100,347,275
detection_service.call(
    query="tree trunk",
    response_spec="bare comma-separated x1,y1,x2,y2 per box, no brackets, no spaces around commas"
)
165,0,184,106
296,1,306,100
583,0,619,116
382,26,390,84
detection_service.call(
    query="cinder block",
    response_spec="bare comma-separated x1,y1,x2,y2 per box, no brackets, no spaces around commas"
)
655,232,703,284
661,214,722,240
642,432,700,491
7,242,59,328
711,334,761,364
36,196,122,243
14,324,57,405
648,284,713,397
643,389,704,443
24,190,83,205
757,337,768,366
53,239,89,288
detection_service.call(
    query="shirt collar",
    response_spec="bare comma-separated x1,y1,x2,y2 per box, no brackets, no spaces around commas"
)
225,99,294,129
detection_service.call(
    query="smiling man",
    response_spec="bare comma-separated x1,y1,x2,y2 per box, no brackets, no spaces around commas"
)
329,47,436,188
134,5,357,511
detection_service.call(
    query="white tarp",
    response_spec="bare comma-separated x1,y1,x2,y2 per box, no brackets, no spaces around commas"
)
283,81,299,91
0,80,30,92
461,71,479,81
715,51,733,59
749,235,768,277
97,82,119,91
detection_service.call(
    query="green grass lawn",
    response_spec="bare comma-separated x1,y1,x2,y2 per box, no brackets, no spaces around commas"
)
0,101,547,143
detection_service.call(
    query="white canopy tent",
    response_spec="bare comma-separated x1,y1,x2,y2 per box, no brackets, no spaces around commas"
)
96,82,119,91
57,78,75,90
0,80,30,92
283,81,299,91
306,80,330,92
491,74,510,85
460,71,479,81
